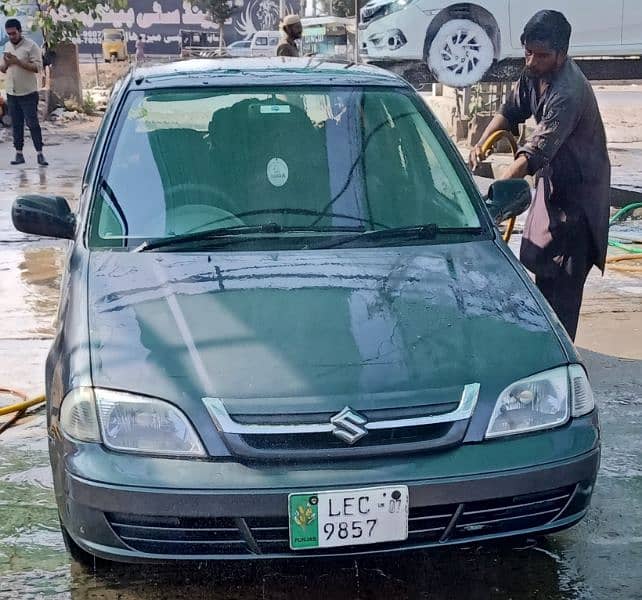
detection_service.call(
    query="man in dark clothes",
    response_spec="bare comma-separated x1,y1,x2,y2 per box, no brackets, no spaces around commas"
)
277,14,302,57
469,10,610,341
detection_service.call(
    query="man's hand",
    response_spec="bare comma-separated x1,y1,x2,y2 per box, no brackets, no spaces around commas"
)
468,144,483,171
3,52,19,66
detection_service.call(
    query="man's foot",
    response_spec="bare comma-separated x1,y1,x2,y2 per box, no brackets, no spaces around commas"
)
37,153,48,167
10,153,25,165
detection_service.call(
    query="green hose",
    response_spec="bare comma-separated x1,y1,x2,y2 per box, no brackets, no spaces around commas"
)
608,202,642,254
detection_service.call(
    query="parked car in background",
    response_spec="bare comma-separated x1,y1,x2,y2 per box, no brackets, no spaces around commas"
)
226,39,253,57
101,28,128,62
250,31,280,56
359,0,642,87
12,58,599,565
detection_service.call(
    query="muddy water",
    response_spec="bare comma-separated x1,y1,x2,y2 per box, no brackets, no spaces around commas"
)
0,106,641,599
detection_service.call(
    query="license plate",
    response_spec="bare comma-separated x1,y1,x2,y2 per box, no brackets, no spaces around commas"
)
288,485,409,550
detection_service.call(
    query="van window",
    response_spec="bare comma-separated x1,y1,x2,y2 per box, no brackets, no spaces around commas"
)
269,37,278,46
255,37,267,46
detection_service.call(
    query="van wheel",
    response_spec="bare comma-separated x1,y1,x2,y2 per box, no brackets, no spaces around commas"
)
427,18,494,87
59,516,106,569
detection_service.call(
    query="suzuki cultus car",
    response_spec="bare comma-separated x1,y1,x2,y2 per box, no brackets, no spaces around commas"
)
12,59,599,564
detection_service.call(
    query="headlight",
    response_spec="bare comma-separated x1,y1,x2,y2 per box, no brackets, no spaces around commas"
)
485,366,591,439
361,0,416,23
60,388,206,457
568,364,595,417
384,0,413,16
60,388,101,443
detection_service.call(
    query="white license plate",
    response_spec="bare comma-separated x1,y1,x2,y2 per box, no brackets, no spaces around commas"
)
288,485,409,550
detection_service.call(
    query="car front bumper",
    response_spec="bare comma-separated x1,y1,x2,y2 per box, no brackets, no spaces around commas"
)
56,437,600,562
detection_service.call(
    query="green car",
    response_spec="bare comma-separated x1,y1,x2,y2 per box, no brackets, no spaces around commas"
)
12,59,599,564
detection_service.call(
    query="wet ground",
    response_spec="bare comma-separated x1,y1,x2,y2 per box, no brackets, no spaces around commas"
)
0,93,640,599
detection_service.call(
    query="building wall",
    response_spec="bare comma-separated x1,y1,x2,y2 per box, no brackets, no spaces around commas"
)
61,0,301,55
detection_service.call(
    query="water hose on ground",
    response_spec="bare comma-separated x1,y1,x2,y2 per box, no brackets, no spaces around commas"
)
606,202,642,273
479,130,519,242
0,388,45,427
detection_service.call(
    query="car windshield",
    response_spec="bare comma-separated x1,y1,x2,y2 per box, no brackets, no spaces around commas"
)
104,32,122,41
89,86,487,251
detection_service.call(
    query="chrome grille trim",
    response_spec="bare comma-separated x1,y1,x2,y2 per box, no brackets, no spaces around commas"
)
203,383,480,435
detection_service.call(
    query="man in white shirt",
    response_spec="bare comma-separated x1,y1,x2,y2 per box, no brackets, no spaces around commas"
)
0,18,48,166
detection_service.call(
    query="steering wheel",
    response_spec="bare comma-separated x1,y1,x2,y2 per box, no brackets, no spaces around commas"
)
162,183,244,233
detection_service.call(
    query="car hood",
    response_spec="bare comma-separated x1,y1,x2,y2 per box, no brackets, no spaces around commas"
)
87,241,566,417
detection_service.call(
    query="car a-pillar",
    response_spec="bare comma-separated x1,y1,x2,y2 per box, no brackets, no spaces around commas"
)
423,3,501,88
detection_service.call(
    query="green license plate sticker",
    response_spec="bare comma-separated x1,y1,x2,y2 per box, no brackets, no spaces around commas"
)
289,493,320,549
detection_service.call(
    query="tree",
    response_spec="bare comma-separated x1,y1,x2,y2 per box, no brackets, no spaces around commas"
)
189,0,234,52
2,1,128,49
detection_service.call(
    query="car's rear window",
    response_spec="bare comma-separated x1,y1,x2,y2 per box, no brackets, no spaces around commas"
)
89,86,486,250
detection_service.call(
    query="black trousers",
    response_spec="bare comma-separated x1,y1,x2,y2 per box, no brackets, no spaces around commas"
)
534,221,594,342
7,92,43,152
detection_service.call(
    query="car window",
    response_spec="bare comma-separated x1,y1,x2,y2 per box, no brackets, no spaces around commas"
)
255,37,267,46
269,37,278,46
89,86,485,250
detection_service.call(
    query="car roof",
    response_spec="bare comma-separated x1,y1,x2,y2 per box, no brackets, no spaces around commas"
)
130,58,409,89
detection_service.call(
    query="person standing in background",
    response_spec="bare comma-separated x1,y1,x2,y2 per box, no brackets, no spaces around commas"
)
0,18,48,166
135,35,145,65
277,15,303,57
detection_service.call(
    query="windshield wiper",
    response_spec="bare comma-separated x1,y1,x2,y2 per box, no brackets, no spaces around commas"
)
311,225,484,250
133,223,365,252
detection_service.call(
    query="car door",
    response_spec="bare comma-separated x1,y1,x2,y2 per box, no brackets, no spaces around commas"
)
623,0,642,46
509,1,623,50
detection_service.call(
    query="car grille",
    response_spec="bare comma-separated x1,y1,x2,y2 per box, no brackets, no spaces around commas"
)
107,514,252,555
204,385,480,461
107,485,575,556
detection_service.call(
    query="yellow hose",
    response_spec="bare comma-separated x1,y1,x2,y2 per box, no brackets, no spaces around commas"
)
606,253,642,273
479,130,519,242
0,388,46,417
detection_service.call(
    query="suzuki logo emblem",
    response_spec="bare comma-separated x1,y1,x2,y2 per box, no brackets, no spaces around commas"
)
330,407,368,445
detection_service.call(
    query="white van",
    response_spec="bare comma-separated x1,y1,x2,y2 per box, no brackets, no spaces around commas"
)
250,31,281,57
359,0,642,87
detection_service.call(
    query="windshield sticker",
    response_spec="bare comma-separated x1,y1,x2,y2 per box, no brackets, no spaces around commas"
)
267,158,289,187
260,105,292,114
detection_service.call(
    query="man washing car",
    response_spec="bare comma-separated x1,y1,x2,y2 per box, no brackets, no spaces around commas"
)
469,10,610,341
0,18,48,166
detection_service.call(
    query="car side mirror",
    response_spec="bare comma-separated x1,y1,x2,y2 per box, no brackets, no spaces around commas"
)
12,195,76,240
486,179,531,225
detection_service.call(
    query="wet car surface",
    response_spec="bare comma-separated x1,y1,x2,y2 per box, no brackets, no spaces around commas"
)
0,72,640,599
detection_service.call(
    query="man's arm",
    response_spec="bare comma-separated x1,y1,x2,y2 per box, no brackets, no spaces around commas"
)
469,75,532,171
499,154,529,180
513,93,581,178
